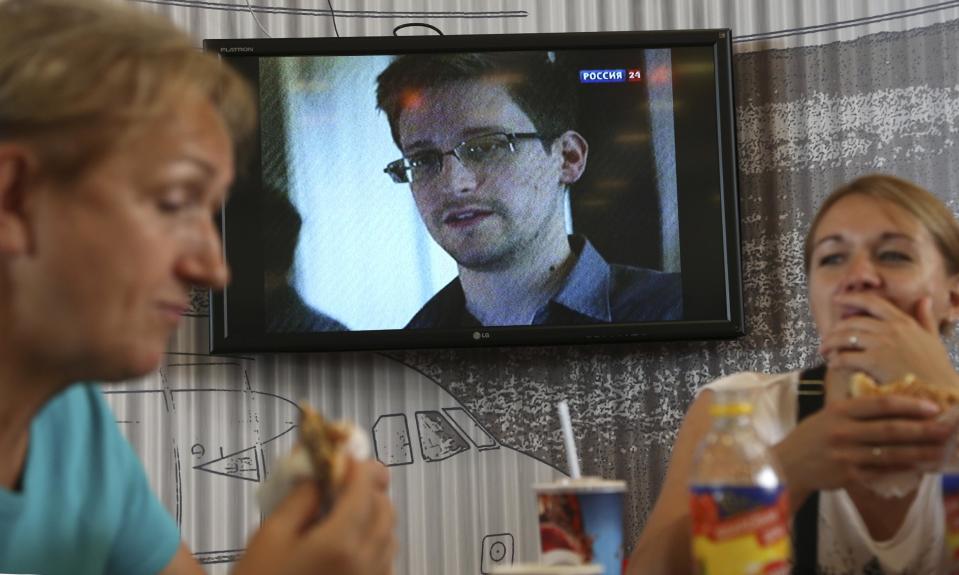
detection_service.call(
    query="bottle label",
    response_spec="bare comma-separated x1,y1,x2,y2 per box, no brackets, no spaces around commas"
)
943,474,959,573
690,485,791,575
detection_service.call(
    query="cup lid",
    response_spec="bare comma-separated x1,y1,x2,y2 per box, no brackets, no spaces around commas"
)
489,564,603,575
533,476,626,493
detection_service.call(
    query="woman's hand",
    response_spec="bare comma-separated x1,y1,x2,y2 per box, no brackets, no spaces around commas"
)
819,293,959,389
773,393,954,503
234,460,396,575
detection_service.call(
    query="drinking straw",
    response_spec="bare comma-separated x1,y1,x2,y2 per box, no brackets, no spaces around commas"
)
557,400,581,479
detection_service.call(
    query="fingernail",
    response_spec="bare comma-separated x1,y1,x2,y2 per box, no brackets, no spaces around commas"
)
920,400,941,414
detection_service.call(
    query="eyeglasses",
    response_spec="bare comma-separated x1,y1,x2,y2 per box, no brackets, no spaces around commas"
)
384,132,547,184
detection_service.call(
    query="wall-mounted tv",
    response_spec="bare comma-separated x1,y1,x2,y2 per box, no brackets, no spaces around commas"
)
205,29,743,353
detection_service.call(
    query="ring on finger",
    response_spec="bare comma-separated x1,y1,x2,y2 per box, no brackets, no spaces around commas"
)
872,446,883,458
849,334,860,347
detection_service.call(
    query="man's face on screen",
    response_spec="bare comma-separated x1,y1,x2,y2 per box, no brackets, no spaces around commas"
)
396,80,569,271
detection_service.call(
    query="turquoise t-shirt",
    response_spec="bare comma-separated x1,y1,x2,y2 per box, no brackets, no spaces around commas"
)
0,384,180,574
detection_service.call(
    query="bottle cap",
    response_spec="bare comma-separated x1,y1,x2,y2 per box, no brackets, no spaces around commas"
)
708,402,753,417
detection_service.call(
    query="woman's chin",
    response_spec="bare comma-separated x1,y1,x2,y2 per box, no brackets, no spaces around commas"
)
97,347,165,382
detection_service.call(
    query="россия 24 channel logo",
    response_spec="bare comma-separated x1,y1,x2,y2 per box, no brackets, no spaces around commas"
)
579,68,641,83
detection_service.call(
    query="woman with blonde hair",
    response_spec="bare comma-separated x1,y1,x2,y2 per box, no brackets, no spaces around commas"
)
630,174,959,573
0,1,394,573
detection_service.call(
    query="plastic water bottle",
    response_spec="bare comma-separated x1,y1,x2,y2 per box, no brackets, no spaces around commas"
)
689,389,791,575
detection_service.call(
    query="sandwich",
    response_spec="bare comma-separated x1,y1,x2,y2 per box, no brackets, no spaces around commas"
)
256,403,371,516
848,372,959,498
849,372,959,409
298,403,368,497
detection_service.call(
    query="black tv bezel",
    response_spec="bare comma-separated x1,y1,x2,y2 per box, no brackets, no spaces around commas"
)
205,29,744,353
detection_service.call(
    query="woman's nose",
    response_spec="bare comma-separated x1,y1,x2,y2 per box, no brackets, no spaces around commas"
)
175,221,230,290
840,252,880,292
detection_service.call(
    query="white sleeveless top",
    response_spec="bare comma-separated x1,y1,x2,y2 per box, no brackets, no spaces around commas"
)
701,371,948,574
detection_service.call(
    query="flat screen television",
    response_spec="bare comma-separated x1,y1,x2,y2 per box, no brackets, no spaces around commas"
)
204,29,743,353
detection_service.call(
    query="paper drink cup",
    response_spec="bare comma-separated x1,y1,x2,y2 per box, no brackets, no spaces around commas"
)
533,477,626,575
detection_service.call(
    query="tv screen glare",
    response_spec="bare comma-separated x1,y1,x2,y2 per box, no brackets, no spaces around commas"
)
205,30,743,352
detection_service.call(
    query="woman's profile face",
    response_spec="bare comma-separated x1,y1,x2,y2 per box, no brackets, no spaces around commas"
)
12,91,235,381
808,193,959,339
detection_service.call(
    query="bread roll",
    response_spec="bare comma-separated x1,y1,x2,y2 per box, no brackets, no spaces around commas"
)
256,404,371,516
299,403,363,495
849,372,959,409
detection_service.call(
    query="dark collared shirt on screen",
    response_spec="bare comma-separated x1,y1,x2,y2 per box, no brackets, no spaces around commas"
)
405,235,683,328
267,284,348,333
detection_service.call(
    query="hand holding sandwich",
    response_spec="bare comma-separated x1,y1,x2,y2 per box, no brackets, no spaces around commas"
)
234,406,396,575
773,293,959,504
772,386,954,507
236,459,395,575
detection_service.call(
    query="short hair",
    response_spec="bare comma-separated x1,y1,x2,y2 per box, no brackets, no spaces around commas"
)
375,51,576,149
804,173,959,275
0,0,256,181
